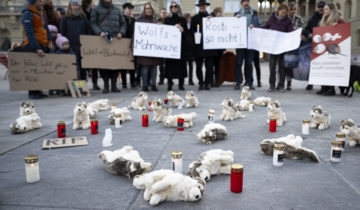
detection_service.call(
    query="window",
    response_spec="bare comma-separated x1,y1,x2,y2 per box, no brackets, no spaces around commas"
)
224,0,232,12
224,0,241,13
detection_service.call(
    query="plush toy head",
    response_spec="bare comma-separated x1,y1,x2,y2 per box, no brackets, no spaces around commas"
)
188,160,211,182
340,119,356,136
310,105,324,118
186,91,195,97
75,102,87,113
20,102,35,116
267,100,281,111
220,98,234,109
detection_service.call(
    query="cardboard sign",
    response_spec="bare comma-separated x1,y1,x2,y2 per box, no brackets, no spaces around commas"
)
248,28,302,55
68,80,91,98
202,17,247,50
42,136,88,149
8,52,77,90
309,23,351,86
133,22,181,59
80,35,134,70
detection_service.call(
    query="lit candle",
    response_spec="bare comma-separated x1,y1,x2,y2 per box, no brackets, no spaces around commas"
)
91,119,99,134
195,24,201,44
302,119,310,136
142,113,149,127
269,118,276,132
111,103,116,110
330,141,342,162
249,102,254,112
177,118,184,131
164,98,168,105
230,164,243,193
148,101,152,111
336,132,346,151
57,121,66,138
171,151,183,174
25,155,40,183
208,109,215,123
114,114,122,128
273,144,285,167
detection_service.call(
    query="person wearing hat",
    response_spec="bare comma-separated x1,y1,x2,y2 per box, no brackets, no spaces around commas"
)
303,0,325,91
191,0,216,90
119,2,136,89
90,0,126,93
234,0,261,90
21,0,55,99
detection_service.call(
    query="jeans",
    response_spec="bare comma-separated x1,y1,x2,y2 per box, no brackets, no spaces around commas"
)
235,49,254,86
195,57,213,86
269,54,285,88
141,65,157,87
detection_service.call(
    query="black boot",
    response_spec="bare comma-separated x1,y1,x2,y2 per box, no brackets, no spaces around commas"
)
102,77,110,94
257,81,262,87
286,81,292,91
111,77,121,93
168,79,173,91
323,86,336,96
179,78,185,90
316,86,326,95
306,84,313,90
93,84,101,90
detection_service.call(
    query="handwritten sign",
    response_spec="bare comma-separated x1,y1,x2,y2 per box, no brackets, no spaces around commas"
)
80,35,134,70
203,17,247,50
8,52,77,90
42,136,88,149
133,22,181,59
248,28,302,55
68,80,91,98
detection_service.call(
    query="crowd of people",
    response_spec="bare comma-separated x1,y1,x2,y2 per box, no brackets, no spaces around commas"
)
17,0,346,99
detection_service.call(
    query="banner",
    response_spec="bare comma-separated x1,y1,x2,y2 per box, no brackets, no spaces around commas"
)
202,17,247,49
80,35,134,70
308,23,351,86
133,22,181,59
8,52,77,90
248,28,302,54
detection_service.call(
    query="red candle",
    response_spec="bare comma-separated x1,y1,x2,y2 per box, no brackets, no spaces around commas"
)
177,118,184,131
231,164,243,193
91,119,99,134
142,114,149,127
269,118,277,132
57,121,66,138
148,101,152,111
164,98,168,105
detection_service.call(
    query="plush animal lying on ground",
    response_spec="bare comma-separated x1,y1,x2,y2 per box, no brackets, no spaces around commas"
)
98,146,152,180
260,134,320,162
253,97,272,107
129,92,148,111
267,101,287,126
340,119,360,147
197,123,228,144
88,99,109,111
167,91,185,107
149,98,172,122
188,149,234,182
185,91,199,108
10,102,42,134
163,112,197,128
108,105,132,124
220,98,245,121
310,105,331,130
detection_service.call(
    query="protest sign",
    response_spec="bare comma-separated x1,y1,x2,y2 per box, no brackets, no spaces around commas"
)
42,136,88,149
8,52,77,90
68,80,91,98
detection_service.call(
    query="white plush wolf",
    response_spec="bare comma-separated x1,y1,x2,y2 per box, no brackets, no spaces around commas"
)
253,97,272,107
220,98,245,121
267,100,287,126
185,91,199,108
73,102,91,129
340,119,360,147
10,102,42,134
108,105,132,124
149,98,172,122
129,92,148,111
167,91,185,107
197,123,227,144
310,105,331,130
88,99,109,111
240,85,251,100
163,112,197,128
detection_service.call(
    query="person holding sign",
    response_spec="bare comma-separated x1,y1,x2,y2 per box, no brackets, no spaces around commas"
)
191,0,217,91
135,3,162,92
164,1,187,91
90,0,126,94
263,4,293,92
21,0,55,99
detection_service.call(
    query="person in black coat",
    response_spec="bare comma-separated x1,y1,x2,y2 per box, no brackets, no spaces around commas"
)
164,1,187,91
60,0,92,80
119,2,136,89
191,0,217,90
183,13,195,86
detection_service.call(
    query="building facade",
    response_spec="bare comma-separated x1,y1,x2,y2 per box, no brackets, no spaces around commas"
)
0,0,359,53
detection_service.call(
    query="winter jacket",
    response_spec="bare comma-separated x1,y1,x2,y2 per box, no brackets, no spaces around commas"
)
183,22,194,59
234,7,261,27
90,2,126,37
21,4,52,51
190,12,217,57
135,15,162,66
304,11,322,37
60,15,92,56
124,15,135,38
263,13,294,32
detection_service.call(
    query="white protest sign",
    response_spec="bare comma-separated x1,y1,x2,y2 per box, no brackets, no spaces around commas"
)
133,22,181,59
203,17,247,50
248,28,302,55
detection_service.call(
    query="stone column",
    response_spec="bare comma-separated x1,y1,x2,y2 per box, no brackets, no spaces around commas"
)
305,0,309,18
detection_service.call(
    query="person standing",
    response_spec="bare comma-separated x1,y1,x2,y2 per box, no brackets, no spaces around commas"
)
191,0,217,90
21,0,55,99
211,7,224,87
90,0,126,94
263,4,293,92
119,2,136,89
285,2,304,91
135,2,161,91
304,1,325,91
43,0,61,29
164,1,187,91
60,0,92,80
158,8,168,85
234,0,261,90
183,13,195,86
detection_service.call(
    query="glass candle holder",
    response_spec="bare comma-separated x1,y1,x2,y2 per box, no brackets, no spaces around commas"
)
171,151,183,174
57,121,66,138
177,118,184,131
230,164,243,193
25,155,40,183
164,98,168,105
148,101,152,111
91,119,99,134
249,102,254,112
111,103,116,109
336,132,346,151
302,119,310,135
331,141,342,162
114,114,122,128
273,144,285,167
269,118,276,132
142,114,149,127
177,101,183,110
208,109,215,123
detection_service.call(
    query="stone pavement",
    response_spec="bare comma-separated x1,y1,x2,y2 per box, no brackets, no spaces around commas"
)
0,62,360,210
